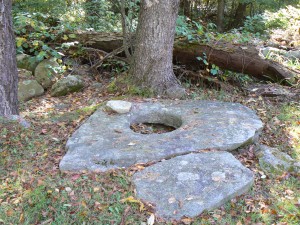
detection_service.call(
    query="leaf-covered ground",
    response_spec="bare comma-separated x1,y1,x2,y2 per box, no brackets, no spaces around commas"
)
0,74,299,224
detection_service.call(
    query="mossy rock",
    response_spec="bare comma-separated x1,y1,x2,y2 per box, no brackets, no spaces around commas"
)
34,58,59,89
51,75,84,97
18,80,45,102
257,145,295,175
16,54,39,73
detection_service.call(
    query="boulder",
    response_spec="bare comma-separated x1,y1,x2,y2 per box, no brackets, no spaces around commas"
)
60,100,263,172
18,80,44,102
50,75,84,97
256,145,299,174
133,152,254,220
34,58,59,88
106,100,132,114
16,54,39,73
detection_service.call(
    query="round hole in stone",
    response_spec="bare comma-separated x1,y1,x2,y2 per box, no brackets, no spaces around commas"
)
130,112,182,134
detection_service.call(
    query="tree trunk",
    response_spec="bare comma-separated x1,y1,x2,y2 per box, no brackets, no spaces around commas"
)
0,0,19,116
216,0,225,32
129,0,185,98
232,2,247,28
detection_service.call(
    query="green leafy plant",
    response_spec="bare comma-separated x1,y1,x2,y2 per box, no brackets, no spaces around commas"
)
243,14,266,35
176,16,196,41
197,53,220,76
14,12,66,61
221,70,253,85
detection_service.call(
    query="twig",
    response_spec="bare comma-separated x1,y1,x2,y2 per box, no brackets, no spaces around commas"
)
84,46,128,71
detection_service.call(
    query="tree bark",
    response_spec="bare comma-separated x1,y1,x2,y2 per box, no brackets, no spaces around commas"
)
129,0,185,98
0,0,19,116
216,0,225,32
183,0,191,18
173,42,297,84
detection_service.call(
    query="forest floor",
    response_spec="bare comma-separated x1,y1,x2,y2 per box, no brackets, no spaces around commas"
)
0,71,300,224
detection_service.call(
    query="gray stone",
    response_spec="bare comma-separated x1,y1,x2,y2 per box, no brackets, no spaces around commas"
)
133,152,254,220
257,145,298,174
91,82,103,90
34,58,59,88
18,69,33,80
166,86,186,99
60,100,263,172
106,100,132,114
0,115,31,128
16,54,39,73
244,84,294,98
18,80,44,102
50,75,84,97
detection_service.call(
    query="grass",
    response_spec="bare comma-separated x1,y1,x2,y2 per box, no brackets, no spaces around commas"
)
278,103,300,160
0,125,146,224
1,82,300,225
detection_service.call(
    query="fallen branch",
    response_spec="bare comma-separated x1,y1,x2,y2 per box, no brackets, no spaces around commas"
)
83,46,129,71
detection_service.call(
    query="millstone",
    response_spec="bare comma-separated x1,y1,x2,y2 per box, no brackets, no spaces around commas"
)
133,152,254,220
59,100,263,172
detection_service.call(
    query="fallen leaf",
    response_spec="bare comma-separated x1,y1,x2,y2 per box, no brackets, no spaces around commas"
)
71,174,81,181
37,179,44,186
81,200,87,208
6,209,14,217
181,217,194,224
120,196,145,211
147,213,155,225
93,187,100,192
41,129,48,134
19,213,24,223
236,221,243,225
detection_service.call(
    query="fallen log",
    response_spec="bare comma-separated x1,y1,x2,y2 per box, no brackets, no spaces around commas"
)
70,31,124,52
71,32,298,84
173,41,297,84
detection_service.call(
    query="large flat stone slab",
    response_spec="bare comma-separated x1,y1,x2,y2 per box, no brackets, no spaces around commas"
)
133,152,254,220
60,100,263,171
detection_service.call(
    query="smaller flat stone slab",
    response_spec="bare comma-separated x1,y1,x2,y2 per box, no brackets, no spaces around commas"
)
133,152,254,220
106,100,132,114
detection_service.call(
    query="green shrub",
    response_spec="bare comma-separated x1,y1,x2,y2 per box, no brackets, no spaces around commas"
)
13,12,69,61
243,14,266,34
